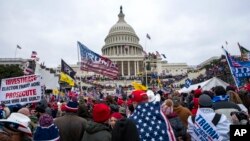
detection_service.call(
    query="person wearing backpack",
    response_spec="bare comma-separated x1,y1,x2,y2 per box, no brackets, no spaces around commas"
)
187,94,230,141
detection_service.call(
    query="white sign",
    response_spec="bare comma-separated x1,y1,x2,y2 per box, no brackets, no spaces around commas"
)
0,75,42,106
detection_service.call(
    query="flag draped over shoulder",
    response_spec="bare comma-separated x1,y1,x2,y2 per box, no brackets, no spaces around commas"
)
130,100,176,141
223,47,250,88
78,41,119,78
60,72,74,86
61,59,76,79
238,43,250,61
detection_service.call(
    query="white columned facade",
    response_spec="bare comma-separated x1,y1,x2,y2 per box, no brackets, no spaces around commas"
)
121,61,124,75
128,61,130,76
101,6,144,77
136,61,140,73
134,61,137,76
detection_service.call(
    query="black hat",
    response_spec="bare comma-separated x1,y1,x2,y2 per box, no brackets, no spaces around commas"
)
199,94,212,107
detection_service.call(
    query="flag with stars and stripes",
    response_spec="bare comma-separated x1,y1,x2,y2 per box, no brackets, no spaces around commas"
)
223,47,250,88
129,101,176,141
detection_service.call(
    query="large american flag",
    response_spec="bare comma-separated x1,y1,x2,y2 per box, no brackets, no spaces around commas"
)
130,101,176,141
223,48,242,67
78,41,119,78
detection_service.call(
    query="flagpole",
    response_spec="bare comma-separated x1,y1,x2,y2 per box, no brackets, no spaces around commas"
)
77,42,83,95
144,35,148,88
222,46,239,89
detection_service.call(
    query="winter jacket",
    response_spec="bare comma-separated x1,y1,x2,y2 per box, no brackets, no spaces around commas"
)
191,98,199,115
213,101,241,123
54,112,87,141
173,105,192,127
167,113,187,140
82,121,111,141
187,108,230,141
112,118,140,141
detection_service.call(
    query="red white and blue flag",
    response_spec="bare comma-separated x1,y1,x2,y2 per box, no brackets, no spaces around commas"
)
156,51,161,57
31,51,39,61
223,47,250,87
129,101,176,141
78,41,119,78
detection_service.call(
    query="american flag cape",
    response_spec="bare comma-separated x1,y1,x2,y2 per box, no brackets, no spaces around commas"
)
129,101,176,141
78,41,119,78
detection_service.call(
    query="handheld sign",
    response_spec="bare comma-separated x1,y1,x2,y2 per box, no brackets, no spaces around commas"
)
0,75,41,105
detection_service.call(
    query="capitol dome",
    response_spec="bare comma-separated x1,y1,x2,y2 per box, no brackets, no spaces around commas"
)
102,6,144,76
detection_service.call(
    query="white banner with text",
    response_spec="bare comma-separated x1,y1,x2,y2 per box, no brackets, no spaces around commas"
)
0,75,42,106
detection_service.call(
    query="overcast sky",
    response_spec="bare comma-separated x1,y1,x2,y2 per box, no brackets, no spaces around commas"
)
1,0,250,68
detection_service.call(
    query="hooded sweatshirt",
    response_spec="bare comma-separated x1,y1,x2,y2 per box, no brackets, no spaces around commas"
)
82,121,111,141
112,118,140,141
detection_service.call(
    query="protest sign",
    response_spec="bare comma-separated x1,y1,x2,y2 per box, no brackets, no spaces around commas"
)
0,75,41,105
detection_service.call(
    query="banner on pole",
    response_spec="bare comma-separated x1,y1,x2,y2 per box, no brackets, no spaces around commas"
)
0,75,42,106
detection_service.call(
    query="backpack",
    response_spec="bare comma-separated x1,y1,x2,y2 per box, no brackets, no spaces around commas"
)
192,113,221,126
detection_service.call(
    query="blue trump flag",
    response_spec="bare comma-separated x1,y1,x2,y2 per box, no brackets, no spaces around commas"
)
185,78,192,88
223,47,250,88
78,41,119,78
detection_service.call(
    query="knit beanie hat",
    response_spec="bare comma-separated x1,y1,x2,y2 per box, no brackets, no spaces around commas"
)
65,98,79,113
33,114,60,141
93,103,111,123
111,112,123,120
199,94,212,107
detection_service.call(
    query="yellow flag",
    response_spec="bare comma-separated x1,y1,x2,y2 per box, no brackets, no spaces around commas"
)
60,72,75,86
53,89,59,95
132,81,147,91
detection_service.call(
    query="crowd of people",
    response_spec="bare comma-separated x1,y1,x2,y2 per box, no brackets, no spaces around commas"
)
0,82,250,141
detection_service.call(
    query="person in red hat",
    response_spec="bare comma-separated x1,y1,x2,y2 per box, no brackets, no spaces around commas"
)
54,98,87,141
109,112,123,129
129,90,148,106
82,103,111,141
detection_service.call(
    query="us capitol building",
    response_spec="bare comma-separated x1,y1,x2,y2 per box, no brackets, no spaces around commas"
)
77,6,189,78
0,6,190,81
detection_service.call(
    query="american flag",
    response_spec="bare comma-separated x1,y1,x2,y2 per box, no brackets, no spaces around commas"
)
78,41,119,78
130,101,176,141
23,61,35,75
17,45,22,49
223,48,241,67
31,51,39,61
156,51,161,57
31,51,37,58
146,33,151,40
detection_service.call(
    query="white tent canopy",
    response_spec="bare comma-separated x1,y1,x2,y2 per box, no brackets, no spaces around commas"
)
178,77,229,93
35,63,59,89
